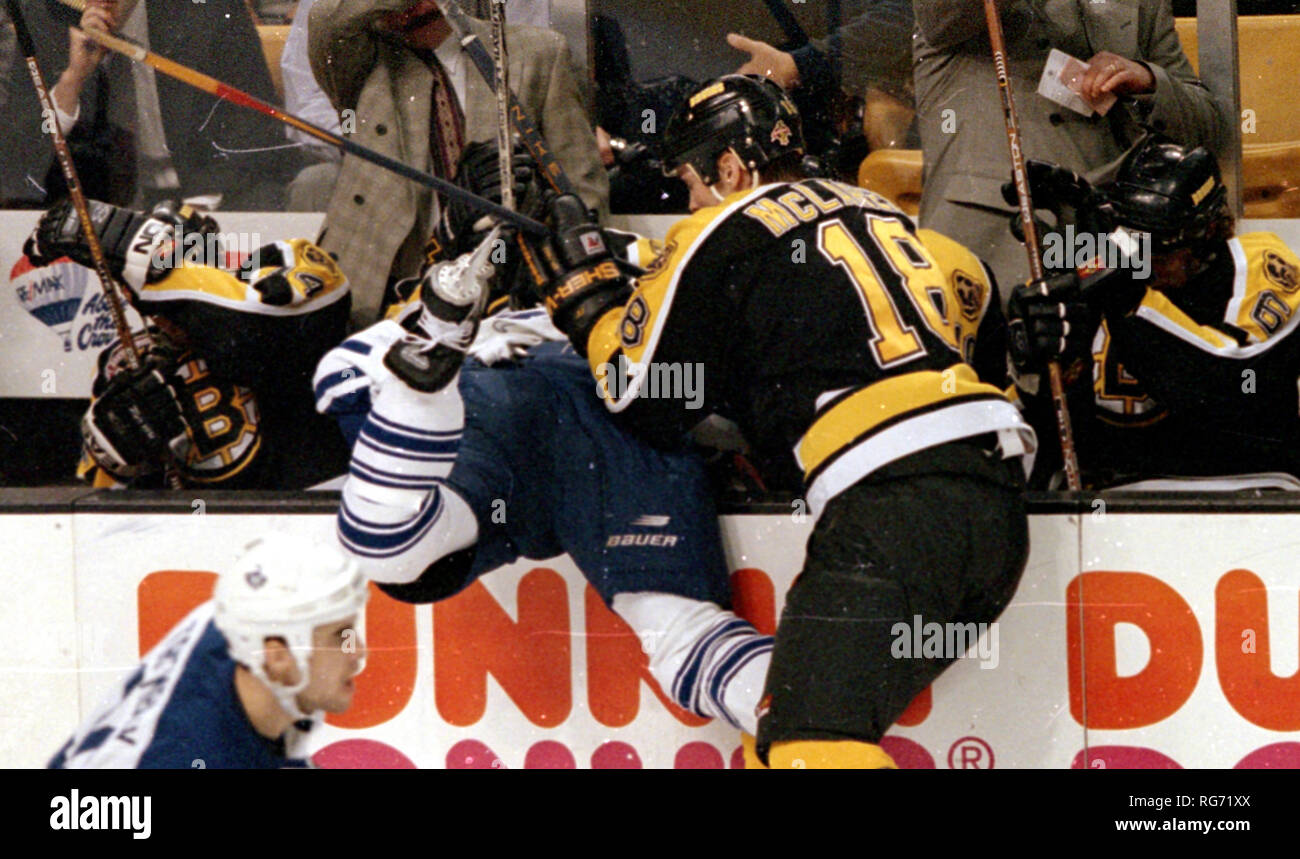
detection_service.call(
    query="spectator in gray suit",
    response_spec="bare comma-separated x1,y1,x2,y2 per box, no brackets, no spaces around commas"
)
912,0,1229,303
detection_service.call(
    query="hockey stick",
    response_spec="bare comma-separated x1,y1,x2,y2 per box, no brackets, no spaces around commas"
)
431,0,576,197
5,0,141,367
55,4,548,235
983,0,1082,490
488,0,513,211
5,0,191,487
432,0,645,279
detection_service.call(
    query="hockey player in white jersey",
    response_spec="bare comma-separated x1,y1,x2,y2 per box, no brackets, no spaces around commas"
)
315,229,774,737
50,535,368,769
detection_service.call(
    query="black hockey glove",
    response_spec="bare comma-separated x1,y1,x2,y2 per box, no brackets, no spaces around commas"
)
1006,271,1099,377
1006,258,1149,378
81,358,191,479
1001,160,1114,266
24,198,221,295
236,239,349,307
524,194,631,355
1001,160,1096,213
441,140,541,254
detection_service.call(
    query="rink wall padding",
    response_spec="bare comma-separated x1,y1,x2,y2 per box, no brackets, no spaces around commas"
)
4,489,1299,769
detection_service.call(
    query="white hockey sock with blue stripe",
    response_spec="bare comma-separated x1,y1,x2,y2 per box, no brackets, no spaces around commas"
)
338,377,478,584
612,591,773,735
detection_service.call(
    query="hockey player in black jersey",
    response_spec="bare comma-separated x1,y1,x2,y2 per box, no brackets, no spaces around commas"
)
23,199,352,488
523,75,1036,768
1005,139,1300,488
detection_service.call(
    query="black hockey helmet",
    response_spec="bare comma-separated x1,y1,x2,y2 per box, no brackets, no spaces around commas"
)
1098,137,1232,251
659,74,805,186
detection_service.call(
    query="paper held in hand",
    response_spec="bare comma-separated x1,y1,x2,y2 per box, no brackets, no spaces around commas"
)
1037,48,1118,117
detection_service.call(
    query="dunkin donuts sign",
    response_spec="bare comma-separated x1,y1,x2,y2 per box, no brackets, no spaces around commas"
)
59,509,1293,769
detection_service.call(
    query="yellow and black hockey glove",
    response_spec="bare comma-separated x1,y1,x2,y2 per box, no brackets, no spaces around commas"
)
81,349,191,480
523,194,631,355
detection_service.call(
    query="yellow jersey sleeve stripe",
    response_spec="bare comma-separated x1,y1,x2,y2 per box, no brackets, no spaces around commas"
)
803,398,1033,517
140,266,350,317
1222,237,1251,333
918,227,997,330
1135,283,1300,358
916,228,987,286
1230,233,1300,342
628,237,663,269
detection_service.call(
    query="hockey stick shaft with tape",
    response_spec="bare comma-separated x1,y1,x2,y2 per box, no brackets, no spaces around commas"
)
52,0,547,235
5,0,142,366
432,0,576,197
6,0,192,486
489,0,514,211
984,0,1082,490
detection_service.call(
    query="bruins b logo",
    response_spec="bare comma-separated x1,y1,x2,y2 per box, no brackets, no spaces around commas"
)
953,270,984,322
173,356,262,483
1263,250,1299,293
620,295,650,347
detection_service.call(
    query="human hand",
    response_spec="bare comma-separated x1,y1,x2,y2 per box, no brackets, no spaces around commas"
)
595,126,615,167
726,33,798,90
67,1,119,79
1080,51,1155,100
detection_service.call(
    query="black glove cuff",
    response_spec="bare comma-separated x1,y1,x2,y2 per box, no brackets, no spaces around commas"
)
553,277,632,358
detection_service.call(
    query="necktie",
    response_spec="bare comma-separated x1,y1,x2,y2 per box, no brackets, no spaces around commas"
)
426,51,466,181
417,49,466,266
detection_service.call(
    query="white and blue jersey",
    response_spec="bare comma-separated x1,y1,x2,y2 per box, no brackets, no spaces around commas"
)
323,330,731,607
49,602,307,769
316,310,772,732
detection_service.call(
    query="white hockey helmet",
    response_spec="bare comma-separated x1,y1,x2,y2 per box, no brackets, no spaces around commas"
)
213,534,369,721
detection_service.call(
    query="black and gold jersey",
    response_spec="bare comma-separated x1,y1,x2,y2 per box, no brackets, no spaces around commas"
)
81,242,352,488
1052,232,1300,483
583,178,1033,514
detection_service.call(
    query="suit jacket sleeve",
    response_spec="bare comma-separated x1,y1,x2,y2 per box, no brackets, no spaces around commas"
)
1131,1,1229,153
538,32,610,219
309,0,409,113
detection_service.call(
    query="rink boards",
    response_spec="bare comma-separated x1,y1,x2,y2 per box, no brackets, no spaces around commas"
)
3,490,1298,769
